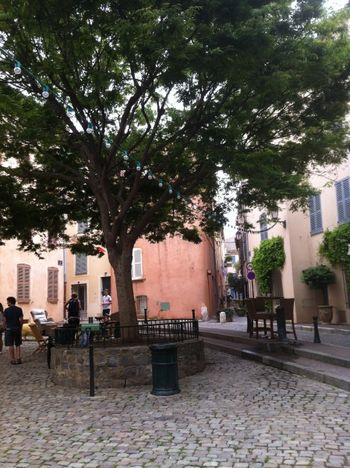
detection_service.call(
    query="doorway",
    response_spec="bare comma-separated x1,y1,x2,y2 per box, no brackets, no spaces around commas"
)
71,283,87,319
101,276,111,295
136,295,148,319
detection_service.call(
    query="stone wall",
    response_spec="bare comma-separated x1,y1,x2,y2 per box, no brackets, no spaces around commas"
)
50,339,205,389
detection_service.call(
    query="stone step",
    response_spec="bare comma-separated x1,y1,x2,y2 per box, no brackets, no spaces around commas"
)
203,336,350,391
200,328,350,368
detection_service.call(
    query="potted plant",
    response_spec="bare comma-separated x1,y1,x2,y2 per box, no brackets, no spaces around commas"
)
301,264,336,323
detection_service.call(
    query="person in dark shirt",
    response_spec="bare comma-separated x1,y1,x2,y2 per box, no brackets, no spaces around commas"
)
4,296,23,365
64,293,81,328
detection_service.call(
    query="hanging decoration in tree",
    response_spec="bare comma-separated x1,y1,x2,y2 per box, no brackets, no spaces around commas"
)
0,48,197,214
13,60,21,75
41,85,49,99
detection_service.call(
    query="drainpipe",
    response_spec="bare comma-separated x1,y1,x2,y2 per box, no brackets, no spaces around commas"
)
63,244,67,320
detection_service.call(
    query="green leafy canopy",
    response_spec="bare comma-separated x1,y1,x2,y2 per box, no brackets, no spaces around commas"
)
0,1,349,254
0,1,350,323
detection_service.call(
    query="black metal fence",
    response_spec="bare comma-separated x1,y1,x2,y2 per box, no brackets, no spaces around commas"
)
53,318,199,348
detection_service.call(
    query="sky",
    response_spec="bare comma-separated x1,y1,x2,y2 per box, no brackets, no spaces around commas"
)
223,0,348,240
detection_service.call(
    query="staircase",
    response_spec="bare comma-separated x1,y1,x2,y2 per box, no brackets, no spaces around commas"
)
200,327,350,391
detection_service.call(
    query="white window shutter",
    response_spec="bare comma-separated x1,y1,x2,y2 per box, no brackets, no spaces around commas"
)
132,248,143,279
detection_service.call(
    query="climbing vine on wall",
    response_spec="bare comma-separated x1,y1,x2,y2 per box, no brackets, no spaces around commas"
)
319,222,350,276
252,236,285,294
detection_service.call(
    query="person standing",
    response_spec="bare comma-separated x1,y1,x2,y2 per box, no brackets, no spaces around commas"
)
3,297,23,365
64,293,81,328
101,289,112,318
0,303,5,354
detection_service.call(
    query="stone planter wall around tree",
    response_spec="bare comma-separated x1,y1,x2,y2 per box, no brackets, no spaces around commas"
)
50,339,205,389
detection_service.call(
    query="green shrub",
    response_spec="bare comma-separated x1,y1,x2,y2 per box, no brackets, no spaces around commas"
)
301,264,335,305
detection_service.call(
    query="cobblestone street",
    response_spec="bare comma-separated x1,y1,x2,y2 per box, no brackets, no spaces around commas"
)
1,342,350,468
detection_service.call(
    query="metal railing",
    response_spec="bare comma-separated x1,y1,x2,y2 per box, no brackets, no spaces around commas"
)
53,318,199,348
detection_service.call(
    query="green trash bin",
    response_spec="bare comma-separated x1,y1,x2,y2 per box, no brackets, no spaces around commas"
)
149,343,180,396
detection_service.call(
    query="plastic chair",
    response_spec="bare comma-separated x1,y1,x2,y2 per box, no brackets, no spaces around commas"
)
29,323,48,353
31,309,56,335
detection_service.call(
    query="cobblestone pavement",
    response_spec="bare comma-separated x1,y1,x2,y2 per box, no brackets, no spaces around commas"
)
200,319,350,348
1,342,350,468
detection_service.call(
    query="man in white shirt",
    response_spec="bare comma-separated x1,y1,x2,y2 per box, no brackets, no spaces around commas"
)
101,289,112,317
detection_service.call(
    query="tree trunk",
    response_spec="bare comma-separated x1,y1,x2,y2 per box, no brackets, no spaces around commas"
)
107,241,139,342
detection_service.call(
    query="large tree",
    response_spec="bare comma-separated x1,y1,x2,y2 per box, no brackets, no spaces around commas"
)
0,0,349,329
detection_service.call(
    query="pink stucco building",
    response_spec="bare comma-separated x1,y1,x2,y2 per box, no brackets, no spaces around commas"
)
65,223,225,320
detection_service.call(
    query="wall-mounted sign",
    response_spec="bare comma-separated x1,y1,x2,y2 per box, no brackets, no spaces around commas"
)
247,271,256,281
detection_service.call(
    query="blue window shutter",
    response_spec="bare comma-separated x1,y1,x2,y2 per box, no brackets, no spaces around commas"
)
309,195,322,234
336,178,350,224
75,254,87,275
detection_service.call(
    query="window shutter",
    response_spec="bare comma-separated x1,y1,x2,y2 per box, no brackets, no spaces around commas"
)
47,267,58,303
309,194,323,234
336,177,350,224
75,254,87,275
259,214,268,241
17,264,30,303
77,222,88,234
132,248,143,279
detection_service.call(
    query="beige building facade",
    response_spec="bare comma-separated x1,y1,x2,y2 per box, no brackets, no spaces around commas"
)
0,239,64,322
240,158,350,324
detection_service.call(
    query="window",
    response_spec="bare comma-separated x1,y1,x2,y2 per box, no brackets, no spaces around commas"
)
136,295,148,317
17,264,30,303
75,254,87,275
77,221,88,234
336,177,350,224
259,214,268,241
47,267,59,303
132,248,143,280
309,194,323,234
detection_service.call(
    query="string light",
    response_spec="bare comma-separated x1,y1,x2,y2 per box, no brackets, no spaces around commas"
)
4,50,194,211
66,106,75,117
42,85,49,99
13,60,22,75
